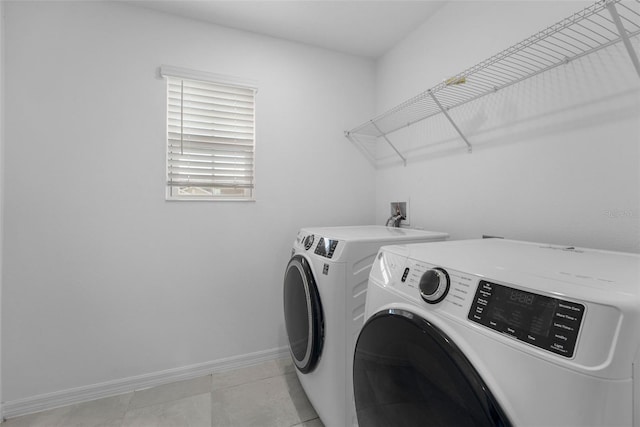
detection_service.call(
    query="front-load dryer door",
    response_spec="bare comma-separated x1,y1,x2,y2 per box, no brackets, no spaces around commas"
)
283,255,324,374
353,309,511,427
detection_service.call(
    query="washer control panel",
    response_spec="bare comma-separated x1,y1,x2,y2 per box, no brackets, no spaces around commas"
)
398,261,475,316
468,280,585,358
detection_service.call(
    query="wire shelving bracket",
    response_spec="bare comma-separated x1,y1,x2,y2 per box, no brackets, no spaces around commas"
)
345,0,640,166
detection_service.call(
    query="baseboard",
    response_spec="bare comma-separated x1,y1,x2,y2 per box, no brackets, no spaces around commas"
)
3,346,290,420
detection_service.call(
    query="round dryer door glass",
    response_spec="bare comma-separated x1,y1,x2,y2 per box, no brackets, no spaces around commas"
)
283,255,324,373
353,309,512,427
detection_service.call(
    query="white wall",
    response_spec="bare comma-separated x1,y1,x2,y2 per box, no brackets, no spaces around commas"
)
374,1,640,253
0,0,5,417
2,1,375,404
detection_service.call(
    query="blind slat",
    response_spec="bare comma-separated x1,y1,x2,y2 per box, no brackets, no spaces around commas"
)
168,139,253,147
167,181,253,189
168,155,253,165
168,96,254,113
168,122,254,136
168,112,254,127
169,161,254,168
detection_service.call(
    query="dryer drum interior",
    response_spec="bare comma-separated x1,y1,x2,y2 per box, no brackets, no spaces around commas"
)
353,309,511,427
283,255,324,374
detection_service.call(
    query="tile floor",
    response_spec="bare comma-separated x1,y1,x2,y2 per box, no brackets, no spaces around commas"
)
3,358,325,427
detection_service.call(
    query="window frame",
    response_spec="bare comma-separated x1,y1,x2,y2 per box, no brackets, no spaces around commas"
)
160,65,258,202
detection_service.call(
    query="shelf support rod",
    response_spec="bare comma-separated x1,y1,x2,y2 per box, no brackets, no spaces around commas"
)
607,2,640,79
428,90,472,153
371,121,407,166
344,131,378,168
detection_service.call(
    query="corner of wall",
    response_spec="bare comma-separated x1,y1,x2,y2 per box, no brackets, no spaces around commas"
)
0,0,5,421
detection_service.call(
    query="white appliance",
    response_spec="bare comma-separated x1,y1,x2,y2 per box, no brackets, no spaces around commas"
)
283,225,449,427
353,239,640,427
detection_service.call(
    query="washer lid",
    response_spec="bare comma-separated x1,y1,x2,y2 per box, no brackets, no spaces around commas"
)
299,225,449,243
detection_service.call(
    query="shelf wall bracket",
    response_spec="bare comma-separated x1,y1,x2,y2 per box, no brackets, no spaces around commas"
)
371,121,407,166
607,2,640,78
428,90,473,153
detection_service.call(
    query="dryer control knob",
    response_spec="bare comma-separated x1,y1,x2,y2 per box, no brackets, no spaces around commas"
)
303,234,315,250
419,268,450,304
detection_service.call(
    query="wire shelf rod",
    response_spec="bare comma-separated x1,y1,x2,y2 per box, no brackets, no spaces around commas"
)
483,62,528,81
481,61,525,78
537,38,579,58
504,53,546,71
574,21,614,42
559,32,595,51
565,26,604,47
502,56,544,74
371,121,407,165
607,1,640,76
527,44,565,62
428,91,472,152
513,49,557,67
619,8,640,28
618,2,640,21
583,15,620,38
472,69,515,86
549,33,589,54
463,77,501,93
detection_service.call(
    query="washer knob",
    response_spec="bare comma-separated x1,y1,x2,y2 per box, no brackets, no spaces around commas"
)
419,268,450,304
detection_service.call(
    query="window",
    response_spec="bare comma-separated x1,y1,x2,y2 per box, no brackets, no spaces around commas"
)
161,66,256,201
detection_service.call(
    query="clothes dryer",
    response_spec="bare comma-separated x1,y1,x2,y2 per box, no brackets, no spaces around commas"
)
283,226,449,427
353,239,640,426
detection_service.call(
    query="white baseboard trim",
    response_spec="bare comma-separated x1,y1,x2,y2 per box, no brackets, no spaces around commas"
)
3,346,290,420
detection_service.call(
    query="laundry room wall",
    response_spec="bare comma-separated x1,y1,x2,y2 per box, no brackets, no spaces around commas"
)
372,1,640,253
2,1,375,407
0,0,5,415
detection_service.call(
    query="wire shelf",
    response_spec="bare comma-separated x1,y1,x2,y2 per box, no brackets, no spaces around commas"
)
345,0,640,164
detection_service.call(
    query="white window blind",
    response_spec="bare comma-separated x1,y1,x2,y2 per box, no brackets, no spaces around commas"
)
163,68,256,200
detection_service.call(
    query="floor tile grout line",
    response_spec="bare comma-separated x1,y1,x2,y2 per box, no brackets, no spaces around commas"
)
125,375,214,412
291,415,322,426
210,368,296,393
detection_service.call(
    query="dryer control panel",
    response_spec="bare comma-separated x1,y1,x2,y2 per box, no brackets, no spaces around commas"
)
297,233,339,259
468,280,585,358
314,237,339,259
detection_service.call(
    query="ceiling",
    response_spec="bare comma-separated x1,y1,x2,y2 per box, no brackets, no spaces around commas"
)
128,1,446,58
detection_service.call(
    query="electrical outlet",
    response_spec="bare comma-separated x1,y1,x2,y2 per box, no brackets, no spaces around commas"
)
390,201,409,226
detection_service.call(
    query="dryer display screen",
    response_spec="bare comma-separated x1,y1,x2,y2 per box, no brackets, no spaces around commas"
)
468,281,585,358
314,238,338,259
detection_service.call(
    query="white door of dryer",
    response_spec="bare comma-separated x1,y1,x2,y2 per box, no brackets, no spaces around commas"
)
353,308,512,427
283,254,324,374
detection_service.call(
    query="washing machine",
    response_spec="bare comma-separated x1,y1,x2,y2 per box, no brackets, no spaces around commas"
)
353,239,640,426
283,225,449,427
